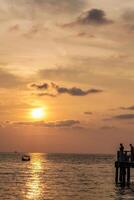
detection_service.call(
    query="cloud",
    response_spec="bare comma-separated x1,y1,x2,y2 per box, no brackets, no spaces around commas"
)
38,68,83,82
62,8,113,27
30,83,49,90
76,32,95,38
37,0,86,14
120,105,134,111
101,126,117,130
122,10,134,22
84,112,93,115
72,125,86,130
0,68,24,88
31,81,103,97
37,93,56,97
9,24,20,32
0,0,86,21
13,119,80,128
78,9,113,25
113,114,134,120
55,85,102,96
121,10,134,31
29,0,86,14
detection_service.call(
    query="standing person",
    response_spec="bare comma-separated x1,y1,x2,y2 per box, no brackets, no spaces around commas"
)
119,143,124,161
120,143,124,153
130,144,134,162
118,144,125,182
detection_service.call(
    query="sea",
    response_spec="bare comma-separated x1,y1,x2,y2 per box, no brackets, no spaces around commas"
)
0,153,134,200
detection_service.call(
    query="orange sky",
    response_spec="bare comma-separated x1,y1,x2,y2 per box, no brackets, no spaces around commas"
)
0,0,134,153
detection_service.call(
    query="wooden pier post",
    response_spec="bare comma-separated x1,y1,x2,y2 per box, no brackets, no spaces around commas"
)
122,166,126,186
119,165,126,186
127,167,130,185
115,165,118,184
119,167,122,183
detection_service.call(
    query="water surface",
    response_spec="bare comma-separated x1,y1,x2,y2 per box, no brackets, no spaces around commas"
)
0,153,134,200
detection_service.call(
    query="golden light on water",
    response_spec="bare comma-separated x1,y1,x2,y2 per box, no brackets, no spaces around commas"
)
26,154,44,199
31,108,45,120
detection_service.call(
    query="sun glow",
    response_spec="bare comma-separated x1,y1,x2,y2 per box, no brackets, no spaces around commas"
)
31,108,45,120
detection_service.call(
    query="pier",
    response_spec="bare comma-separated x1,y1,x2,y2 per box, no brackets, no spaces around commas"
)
115,150,134,186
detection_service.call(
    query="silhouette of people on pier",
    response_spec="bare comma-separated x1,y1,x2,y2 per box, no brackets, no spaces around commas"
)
118,143,134,162
115,143,134,186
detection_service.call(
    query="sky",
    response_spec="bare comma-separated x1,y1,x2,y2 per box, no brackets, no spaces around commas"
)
0,0,134,154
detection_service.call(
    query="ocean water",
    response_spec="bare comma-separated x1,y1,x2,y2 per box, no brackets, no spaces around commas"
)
0,153,134,200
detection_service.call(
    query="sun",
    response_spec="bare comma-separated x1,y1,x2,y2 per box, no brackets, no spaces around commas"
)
31,108,45,120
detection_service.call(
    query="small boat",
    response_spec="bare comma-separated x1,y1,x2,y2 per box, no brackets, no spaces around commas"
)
22,155,30,161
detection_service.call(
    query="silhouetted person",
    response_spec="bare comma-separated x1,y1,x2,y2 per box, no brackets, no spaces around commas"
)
119,143,124,161
120,143,124,153
130,144,134,162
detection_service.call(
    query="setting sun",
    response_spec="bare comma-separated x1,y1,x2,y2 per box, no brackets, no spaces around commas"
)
31,108,45,120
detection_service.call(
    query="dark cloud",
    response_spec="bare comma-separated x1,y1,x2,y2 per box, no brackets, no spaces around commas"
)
120,105,134,111
55,86,102,96
47,120,80,128
30,82,49,90
13,119,80,128
0,68,24,88
78,9,113,25
113,114,134,120
62,9,113,27
84,112,93,115
31,81,103,97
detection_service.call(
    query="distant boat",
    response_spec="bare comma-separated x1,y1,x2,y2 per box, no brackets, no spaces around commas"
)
22,155,30,161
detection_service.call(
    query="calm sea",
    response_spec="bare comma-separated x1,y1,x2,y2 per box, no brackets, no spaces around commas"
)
0,153,134,200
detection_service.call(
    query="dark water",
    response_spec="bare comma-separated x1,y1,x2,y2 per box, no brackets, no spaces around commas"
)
0,153,134,200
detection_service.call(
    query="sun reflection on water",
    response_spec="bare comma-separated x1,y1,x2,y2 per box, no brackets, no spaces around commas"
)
26,154,44,200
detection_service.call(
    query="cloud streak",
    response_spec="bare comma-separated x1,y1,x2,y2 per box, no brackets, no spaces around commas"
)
84,112,93,115
101,126,117,130
13,119,80,128
113,114,134,120
120,105,134,111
